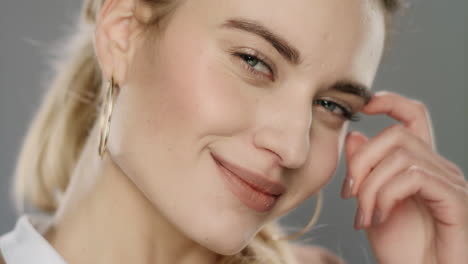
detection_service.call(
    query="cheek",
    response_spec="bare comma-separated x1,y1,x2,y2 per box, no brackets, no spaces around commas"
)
112,26,253,156
106,26,264,251
303,128,341,191
276,125,343,215
302,120,349,190
108,39,275,254
142,35,253,139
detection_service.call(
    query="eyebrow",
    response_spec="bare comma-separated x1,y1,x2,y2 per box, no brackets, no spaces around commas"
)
220,18,373,105
220,17,302,65
329,80,373,105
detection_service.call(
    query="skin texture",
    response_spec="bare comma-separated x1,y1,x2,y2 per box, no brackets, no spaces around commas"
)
40,0,468,264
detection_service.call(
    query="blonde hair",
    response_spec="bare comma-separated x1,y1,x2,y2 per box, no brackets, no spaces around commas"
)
13,0,401,263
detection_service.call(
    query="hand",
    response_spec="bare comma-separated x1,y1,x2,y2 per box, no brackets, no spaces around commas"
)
341,91,468,264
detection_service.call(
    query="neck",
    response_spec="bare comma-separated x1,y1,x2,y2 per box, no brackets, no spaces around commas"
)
43,129,221,264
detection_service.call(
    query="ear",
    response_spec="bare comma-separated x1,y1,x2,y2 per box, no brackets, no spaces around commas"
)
93,0,141,86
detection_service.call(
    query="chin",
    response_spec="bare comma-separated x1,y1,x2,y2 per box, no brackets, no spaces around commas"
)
199,228,258,256
180,212,262,255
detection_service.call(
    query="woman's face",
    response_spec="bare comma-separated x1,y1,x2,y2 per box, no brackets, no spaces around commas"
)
107,0,385,255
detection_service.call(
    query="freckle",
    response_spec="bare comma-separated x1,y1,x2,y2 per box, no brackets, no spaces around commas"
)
167,144,174,152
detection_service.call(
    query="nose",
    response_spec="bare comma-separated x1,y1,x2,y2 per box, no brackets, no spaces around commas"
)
253,96,312,169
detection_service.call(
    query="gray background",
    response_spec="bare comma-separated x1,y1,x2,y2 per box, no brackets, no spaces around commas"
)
0,0,466,263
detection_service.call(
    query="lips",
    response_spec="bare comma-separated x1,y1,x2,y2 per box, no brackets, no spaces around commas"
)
211,152,285,212
211,152,285,196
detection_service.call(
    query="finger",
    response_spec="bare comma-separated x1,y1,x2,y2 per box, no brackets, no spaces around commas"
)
345,131,368,163
348,124,466,198
348,124,431,197
440,158,465,179
362,91,435,150
342,131,368,198
375,166,467,227
355,148,456,229
347,124,463,196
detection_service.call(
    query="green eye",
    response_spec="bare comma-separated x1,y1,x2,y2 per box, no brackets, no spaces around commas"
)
313,99,360,121
235,52,274,80
239,54,271,73
318,100,338,111
243,55,259,67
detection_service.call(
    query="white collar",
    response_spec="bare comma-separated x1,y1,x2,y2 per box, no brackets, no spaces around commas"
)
0,215,67,264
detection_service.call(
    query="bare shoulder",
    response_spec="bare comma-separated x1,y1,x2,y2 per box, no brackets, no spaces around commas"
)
291,243,345,264
0,251,5,264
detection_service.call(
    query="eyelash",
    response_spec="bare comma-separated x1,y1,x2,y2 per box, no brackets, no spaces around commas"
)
313,99,361,122
233,51,275,81
233,51,360,122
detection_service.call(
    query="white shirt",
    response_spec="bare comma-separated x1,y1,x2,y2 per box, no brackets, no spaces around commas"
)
0,215,67,264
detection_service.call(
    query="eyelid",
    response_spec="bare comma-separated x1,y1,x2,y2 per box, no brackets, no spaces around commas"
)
317,96,354,113
314,97,361,122
229,47,277,77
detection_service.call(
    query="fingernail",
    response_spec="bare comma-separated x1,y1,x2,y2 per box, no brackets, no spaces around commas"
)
354,208,364,230
341,178,354,199
372,209,381,226
374,91,389,97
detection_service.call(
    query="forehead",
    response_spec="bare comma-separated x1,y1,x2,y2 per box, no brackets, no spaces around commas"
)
180,0,386,86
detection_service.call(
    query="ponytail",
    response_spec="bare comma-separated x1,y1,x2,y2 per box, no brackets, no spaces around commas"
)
14,15,102,212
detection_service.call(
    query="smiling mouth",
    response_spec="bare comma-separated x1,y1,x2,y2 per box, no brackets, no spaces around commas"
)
211,152,284,213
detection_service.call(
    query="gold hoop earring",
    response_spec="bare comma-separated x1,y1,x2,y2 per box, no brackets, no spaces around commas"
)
98,77,116,158
271,191,323,241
